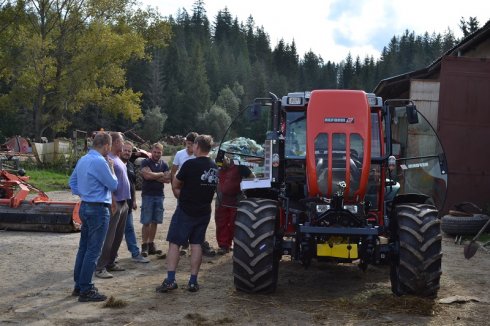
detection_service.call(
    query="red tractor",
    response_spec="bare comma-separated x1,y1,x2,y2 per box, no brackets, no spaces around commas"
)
216,90,447,297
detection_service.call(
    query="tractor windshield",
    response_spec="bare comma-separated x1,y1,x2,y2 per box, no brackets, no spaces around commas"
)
390,107,448,210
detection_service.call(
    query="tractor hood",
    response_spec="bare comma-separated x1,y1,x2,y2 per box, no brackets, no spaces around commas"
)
306,90,371,201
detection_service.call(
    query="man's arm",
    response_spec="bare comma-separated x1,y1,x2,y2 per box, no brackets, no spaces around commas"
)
172,176,183,199
93,158,118,192
170,164,179,181
69,168,79,195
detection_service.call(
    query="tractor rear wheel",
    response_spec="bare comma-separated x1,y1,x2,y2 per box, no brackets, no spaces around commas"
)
233,198,279,293
390,203,442,297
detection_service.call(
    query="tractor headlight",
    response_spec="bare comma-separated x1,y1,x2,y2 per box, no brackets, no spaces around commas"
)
316,204,331,213
343,205,358,214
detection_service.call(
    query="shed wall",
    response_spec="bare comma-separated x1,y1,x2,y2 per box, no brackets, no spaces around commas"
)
438,56,490,212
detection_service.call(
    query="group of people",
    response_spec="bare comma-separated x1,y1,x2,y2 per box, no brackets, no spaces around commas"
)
69,131,248,302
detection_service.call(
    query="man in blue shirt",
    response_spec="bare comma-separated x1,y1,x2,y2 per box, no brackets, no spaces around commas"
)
95,132,131,278
69,132,118,302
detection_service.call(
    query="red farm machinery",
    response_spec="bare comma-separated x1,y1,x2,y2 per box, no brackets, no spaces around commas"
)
216,90,448,297
0,169,80,232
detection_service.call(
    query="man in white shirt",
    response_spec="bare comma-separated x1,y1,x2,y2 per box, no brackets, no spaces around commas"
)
171,132,197,180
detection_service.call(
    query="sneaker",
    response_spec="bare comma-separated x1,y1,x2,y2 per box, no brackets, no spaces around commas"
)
179,249,187,256
148,242,162,255
156,279,178,293
132,254,150,263
78,289,107,302
95,269,113,279
72,286,98,296
141,243,149,257
202,241,216,257
187,283,200,293
217,247,230,255
107,263,125,272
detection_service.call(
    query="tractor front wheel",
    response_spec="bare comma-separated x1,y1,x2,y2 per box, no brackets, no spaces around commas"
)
390,203,442,297
233,198,279,293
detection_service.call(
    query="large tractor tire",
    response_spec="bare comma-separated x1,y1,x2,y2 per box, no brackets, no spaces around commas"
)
233,198,279,293
441,214,490,235
390,203,442,297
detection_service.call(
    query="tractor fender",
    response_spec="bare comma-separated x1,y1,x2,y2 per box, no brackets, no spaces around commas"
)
392,193,431,207
386,193,432,224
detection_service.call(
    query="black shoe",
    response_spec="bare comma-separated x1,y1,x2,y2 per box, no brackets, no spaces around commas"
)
217,247,230,255
156,279,178,293
202,241,216,257
78,289,107,302
72,286,98,297
148,242,162,255
187,283,200,293
141,243,149,257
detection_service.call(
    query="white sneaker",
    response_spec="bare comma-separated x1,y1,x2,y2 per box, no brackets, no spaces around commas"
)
95,269,113,279
132,254,150,263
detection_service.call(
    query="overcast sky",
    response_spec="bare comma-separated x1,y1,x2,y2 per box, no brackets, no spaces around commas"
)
140,0,489,63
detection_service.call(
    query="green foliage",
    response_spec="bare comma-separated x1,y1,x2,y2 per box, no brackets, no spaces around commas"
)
198,105,231,140
0,0,146,141
137,106,167,142
215,86,240,117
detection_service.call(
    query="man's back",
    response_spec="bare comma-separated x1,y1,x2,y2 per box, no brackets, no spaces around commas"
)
177,157,218,217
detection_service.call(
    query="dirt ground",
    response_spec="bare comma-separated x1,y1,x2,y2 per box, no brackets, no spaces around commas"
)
1,185,489,325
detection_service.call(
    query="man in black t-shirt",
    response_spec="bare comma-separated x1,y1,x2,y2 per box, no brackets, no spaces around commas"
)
156,135,218,293
140,143,171,257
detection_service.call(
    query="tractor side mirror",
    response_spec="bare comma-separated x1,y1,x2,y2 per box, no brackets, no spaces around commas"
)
406,105,419,124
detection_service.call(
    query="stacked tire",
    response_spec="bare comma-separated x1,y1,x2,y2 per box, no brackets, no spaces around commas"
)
441,213,490,236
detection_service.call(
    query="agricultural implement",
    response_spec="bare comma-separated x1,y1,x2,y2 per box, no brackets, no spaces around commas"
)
0,169,80,232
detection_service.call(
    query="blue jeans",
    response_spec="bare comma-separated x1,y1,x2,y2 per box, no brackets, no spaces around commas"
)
74,203,110,293
140,195,164,224
125,210,140,257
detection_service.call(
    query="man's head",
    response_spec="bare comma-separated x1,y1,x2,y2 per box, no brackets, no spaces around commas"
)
193,135,213,156
110,132,124,154
120,141,133,163
92,132,112,156
151,142,163,162
185,132,198,155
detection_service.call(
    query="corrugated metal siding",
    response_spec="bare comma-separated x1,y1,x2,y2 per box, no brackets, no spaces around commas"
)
438,56,490,212
410,80,440,129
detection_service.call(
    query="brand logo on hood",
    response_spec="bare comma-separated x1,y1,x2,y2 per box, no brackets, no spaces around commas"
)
324,117,355,123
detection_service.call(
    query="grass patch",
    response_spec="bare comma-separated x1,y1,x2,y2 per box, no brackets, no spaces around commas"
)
25,168,71,192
